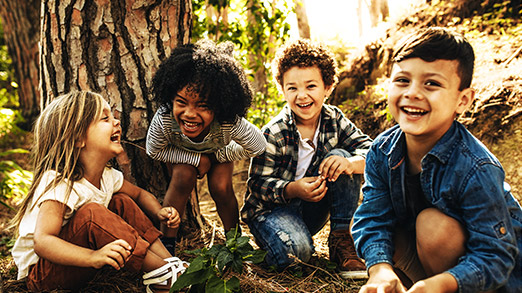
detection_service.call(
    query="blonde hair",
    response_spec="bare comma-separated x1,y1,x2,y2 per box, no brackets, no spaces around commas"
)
9,91,105,233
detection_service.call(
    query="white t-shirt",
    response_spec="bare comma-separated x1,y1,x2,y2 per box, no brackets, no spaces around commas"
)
295,124,320,180
11,167,124,279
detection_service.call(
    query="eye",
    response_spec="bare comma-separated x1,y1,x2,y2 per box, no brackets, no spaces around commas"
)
198,103,210,109
286,86,296,91
307,84,317,89
393,77,409,84
425,80,442,87
174,98,186,105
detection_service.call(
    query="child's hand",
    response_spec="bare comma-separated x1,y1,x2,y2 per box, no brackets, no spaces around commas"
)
197,154,212,178
91,239,132,270
359,263,406,293
284,176,327,202
158,206,181,228
406,273,458,293
319,155,355,182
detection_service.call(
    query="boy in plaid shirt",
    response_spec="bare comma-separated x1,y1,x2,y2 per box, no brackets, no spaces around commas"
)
241,39,372,278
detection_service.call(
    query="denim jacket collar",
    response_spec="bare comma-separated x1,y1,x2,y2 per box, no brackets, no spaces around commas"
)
379,121,460,169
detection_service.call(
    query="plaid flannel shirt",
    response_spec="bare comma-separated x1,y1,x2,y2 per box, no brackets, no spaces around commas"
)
241,104,373,223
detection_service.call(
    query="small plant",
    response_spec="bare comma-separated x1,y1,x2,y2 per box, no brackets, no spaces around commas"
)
0,148,31,209
171,227,266,292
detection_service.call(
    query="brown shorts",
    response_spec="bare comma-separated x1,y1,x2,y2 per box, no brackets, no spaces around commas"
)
393,227,427,283
26,193,162,292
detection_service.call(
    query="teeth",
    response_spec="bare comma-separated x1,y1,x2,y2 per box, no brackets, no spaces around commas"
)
111,134,119,142
402,107,427,114
298,102,313,108
184,121,199,128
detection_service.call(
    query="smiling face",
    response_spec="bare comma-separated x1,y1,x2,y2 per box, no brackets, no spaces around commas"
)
282,66,332,127
388,58,474,145
82,101,123,160
172,85,215,142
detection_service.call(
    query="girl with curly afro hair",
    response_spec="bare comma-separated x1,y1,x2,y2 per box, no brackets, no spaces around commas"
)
146,39,266,254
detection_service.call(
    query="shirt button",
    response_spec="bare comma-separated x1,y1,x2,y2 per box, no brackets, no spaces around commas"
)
499,226,507,235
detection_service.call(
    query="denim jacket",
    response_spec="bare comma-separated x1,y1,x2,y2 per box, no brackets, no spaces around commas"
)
352,121,522,293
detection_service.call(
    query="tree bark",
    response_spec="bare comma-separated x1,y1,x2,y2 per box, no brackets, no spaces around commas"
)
0,0,41,128
39,0,204,234
293,0,310,39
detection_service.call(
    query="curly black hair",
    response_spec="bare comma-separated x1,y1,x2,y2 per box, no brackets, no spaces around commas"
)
151,39,253,123
272,39,338,89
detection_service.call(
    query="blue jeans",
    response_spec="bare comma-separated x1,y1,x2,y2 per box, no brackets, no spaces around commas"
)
248,149,362,269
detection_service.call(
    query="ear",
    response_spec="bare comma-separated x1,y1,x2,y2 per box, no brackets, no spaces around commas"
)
325,85,334,98
456,88,475,114
75,140,85,148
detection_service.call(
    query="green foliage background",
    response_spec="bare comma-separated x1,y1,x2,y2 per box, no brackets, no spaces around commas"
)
0,20,32,210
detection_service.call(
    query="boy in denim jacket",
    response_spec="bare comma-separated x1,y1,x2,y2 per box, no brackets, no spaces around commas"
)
242,39,373,278
352,27,521,292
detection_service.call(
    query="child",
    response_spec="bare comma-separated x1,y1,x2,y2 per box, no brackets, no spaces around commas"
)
10,91,188,293
241,39,373,279
146,39,266,254
352,27,522,292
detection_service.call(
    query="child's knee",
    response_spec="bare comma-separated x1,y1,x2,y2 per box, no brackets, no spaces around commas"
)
208,179,234,203
267,231,314,268
169,164,197,188
74,202,113,224
416,208,466,251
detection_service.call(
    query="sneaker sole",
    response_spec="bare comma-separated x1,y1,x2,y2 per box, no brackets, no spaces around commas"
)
339,270,368,280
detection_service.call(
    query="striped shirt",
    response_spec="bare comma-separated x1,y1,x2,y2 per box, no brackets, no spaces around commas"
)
241,104,373,223
146,106,266,166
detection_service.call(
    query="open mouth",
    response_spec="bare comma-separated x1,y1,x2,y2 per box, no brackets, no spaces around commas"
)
401,106,428,117
110,133,120,143
182,120,201,131
297,102,313,108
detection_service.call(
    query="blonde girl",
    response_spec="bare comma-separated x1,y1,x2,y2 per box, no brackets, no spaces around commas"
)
10,91,187,293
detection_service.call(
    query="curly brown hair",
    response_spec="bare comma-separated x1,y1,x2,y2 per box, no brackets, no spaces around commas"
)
272,39,338,89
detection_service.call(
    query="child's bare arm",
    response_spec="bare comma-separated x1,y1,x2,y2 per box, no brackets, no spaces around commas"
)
118,179,180,227
34,200,132,270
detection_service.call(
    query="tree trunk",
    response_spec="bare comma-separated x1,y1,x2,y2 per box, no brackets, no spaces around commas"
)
39,0,205,235
0,0,41,128
293,0,310,39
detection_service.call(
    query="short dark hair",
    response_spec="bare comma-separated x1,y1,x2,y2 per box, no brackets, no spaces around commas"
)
392,27,475,90
151,39,253,123
272,39,338,89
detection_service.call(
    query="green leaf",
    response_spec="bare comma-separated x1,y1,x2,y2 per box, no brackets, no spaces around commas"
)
230,257,243,274
225,227,240,240
208,244,226,258
205,275,240,293
186,256,207,273
171,267,215,291
235,236,250,249
244,249,266,264
216,250,234,272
